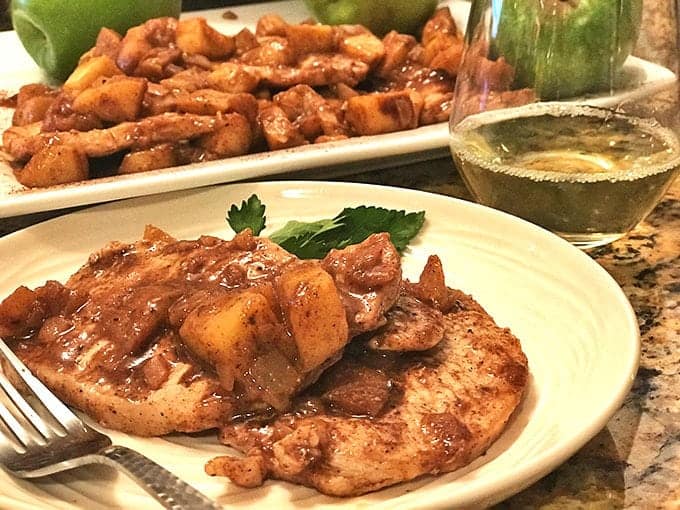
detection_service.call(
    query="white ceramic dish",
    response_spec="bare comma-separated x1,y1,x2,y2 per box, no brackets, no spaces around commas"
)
0,1,676,218
0,181,640,509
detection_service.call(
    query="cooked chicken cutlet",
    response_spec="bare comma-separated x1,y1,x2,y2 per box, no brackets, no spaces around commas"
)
0,228,401,436
206,257,528,496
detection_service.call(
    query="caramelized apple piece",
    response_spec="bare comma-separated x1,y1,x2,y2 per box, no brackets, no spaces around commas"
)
63,55,122,93
72,76,147,123
17,144,88,187
119,144,176,174
179,290,277,391
176,18,235,59
345,91,423,135
276,262,349,371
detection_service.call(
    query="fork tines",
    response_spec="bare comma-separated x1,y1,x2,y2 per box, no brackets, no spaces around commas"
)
0,339,99,463
0,341,220,509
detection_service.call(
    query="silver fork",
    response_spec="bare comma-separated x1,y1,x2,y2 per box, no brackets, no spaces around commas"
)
0,338,221,510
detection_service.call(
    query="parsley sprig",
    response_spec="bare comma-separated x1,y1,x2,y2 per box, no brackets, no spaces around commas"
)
227,194,425,259
227,195,266,235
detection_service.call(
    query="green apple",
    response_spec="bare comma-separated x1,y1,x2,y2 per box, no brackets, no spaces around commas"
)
303,0,438,36
486,0,643,99
11,0,182,81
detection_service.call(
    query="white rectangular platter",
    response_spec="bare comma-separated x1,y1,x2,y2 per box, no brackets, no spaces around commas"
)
0,0,674,218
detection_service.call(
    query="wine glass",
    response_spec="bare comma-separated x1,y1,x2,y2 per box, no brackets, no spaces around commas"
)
449,0,680,249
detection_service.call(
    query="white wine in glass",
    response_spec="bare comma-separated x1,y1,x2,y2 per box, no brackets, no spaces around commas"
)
449,0,680,248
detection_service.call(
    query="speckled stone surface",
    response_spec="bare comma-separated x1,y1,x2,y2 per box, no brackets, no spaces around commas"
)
348,158,680,510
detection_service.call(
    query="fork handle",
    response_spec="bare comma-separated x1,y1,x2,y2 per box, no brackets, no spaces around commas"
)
98,445,221,510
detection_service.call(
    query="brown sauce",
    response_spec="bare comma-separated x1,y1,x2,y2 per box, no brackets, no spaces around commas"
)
5,232,297,403
0,90,16,108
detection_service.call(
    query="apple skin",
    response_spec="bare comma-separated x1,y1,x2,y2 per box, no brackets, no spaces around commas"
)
11,0,182,81
488,0,643,99
303,0,438,36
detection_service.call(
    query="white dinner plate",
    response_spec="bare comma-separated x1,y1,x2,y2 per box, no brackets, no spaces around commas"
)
0,0,676,218
0,181,640,509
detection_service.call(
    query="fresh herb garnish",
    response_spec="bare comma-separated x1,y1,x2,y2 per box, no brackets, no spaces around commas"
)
227,194,425,259
226,194,266,236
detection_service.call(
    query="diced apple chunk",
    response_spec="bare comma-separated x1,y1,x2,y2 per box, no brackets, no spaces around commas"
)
63,55,122,93
345,90,423,136
72,76,147,123
339,33,385,67
284,24,335,57
176,18,235,59
16,144,88,187
197,113,252,157
12,95,55,126
179,291,277,390
119,144,176,174
256,13,288,37
208,63,260,93
422,34,463,77
276,262,349,371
